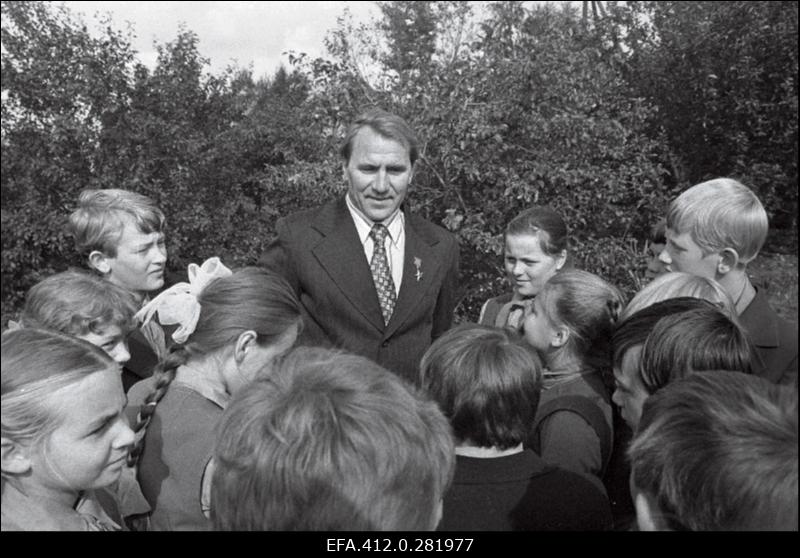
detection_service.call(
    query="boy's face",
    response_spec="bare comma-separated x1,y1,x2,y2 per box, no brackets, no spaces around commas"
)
106,216,167,297
659,228,719,280
612,345,649,430
81,324,131,364
644,241,668,281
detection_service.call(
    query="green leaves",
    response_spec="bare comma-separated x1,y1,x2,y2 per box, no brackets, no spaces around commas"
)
1,1,794,326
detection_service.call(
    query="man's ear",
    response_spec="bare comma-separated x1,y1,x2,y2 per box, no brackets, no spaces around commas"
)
88,250,112,275
717,248,740,275
551,325,570,349
634,490,665,531
233,330,258,365
1,437,32,476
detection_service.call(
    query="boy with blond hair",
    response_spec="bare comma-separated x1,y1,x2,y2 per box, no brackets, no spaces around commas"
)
68,189,168,391
659,178,797,385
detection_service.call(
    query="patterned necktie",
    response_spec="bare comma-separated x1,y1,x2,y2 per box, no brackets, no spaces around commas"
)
370,224,397,325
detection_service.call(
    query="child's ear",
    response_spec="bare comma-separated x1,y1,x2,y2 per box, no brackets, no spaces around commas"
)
717,248,740,275
555,250,567,271
88,250,112,275
1,437,32,476
233,330,258,365
551,325,570,349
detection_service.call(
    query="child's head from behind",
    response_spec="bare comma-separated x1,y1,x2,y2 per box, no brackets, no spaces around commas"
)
629,371,797,531
1,328,134,495
523,270,623,371
68,189,167,297
622,271,735,321
504,207,568,299
420,324,542,450
175,267,302,393
20,269,138,364
639,305,754,396
211,347,455,531
662,178,767,278
612,297,722,430
128,267,302,465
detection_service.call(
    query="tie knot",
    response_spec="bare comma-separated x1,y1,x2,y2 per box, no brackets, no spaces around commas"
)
370,224,388,243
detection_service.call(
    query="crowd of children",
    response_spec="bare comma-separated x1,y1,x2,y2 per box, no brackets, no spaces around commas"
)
1,174,797,532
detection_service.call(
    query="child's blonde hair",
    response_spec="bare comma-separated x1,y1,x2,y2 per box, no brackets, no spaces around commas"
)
20,269,138,336
622,272,735,321
538,270,624,372
666,178,768,265
1,328,117,455
68,189,166,257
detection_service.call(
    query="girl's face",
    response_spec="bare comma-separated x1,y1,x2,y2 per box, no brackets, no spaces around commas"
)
30,368,134,494
522,295,559,355
504,234,565,298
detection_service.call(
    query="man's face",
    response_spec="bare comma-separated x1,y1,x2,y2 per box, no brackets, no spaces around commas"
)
659,228,719,280
105,216,167,297
612,345,650,430
644,241,668,281
344,127,413,223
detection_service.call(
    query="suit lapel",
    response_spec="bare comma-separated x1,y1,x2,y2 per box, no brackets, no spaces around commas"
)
311,199,386,332
385,215,442,338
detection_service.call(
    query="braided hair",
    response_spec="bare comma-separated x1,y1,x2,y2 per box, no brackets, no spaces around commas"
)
127,267,301,466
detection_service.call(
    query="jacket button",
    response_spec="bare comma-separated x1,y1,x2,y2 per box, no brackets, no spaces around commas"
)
381,340,389,348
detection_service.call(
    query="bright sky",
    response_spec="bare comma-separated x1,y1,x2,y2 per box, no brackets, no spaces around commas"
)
61,1,380,80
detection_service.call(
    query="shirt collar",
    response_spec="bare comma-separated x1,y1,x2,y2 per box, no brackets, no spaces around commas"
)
345,193,404,247
173,364,230,409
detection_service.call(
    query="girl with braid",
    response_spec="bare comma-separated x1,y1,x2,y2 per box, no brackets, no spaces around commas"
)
125,259,301,530
521,270,624,494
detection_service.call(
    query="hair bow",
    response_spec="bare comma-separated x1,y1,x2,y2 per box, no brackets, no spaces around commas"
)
135,257,232,344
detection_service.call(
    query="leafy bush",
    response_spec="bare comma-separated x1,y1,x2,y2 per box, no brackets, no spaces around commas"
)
2,1,795,327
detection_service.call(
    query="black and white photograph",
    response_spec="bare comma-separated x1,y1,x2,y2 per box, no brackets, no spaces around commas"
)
1,0,797,537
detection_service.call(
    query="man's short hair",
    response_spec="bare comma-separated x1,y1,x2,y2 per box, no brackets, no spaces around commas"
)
638,305,754,394
20,269,138,336
211,347,455,531
68,189,165,257
339,108,419,165
629,371,798,531
420,324,543,449
666,178,768,264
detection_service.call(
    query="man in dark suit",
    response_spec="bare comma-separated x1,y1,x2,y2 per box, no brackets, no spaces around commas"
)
260,109,460,384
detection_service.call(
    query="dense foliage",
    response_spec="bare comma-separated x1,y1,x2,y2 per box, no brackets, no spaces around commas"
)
2,1,796,323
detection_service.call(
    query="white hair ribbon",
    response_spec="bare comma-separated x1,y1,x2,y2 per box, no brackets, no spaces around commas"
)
134,257,232,344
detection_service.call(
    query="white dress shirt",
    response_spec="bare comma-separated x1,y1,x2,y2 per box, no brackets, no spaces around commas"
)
346,194,405,295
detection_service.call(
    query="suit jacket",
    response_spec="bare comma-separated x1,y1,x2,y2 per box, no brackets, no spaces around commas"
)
260,198,460,384
122,329,159,393
739,287,797,386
